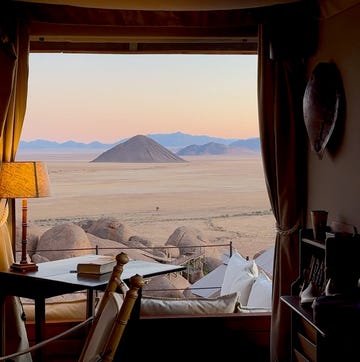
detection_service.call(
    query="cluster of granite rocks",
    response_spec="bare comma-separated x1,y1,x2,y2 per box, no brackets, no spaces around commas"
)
17,217,222,298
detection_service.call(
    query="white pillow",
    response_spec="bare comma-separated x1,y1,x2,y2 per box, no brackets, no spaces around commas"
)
140,292,240,316
246,271,272,310
220,251,258,298
226,270,256,306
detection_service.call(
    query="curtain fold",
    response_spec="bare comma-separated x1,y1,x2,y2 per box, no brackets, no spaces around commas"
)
0,9,32,361
0,6,17,143
257,24,308,361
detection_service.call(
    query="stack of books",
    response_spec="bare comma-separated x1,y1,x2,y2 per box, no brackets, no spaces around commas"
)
77,256,116,277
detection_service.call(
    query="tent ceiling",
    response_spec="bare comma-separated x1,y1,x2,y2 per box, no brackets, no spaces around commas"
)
13,0,302,11
12,0,311,54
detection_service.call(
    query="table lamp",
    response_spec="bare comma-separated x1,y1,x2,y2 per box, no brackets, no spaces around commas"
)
0,161,50,272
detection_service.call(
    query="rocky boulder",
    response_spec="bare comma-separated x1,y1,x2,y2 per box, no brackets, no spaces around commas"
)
16,223,43,259
166,226,207,256
80,217,133,243
142,274,190,298
36,223,92,260
86,233,154,261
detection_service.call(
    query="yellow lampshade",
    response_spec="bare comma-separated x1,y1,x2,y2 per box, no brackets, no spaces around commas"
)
0,161,51,272
0,161,50,199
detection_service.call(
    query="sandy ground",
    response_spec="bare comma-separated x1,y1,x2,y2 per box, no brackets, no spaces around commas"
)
18,152,276,259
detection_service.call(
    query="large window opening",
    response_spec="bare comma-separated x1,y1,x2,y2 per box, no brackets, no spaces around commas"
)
17,53,275,287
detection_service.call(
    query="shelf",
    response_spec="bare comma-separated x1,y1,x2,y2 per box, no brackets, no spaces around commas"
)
283,229,360,361
280,296,326,337
297,332,316,362
301,238,326,250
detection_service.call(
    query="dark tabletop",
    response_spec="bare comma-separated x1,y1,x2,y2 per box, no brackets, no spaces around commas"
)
0,254,185,299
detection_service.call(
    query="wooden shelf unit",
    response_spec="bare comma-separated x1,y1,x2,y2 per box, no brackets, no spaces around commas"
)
281,228,360,362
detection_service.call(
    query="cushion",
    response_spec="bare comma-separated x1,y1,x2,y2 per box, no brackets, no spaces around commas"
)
21,293,87,322
237,306,272,313
81,292,123,361
246,271,272,310
226,270,256,306
140,291,240,316
220,251,258,305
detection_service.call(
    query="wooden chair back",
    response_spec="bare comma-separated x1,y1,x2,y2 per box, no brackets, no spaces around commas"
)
79,273,144,361
79,252,144,362
80,251,129,356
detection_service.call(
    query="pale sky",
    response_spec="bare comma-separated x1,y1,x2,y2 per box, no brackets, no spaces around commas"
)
22,53,259,144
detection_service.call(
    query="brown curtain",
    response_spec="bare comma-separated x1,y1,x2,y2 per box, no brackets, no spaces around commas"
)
0,7,32,360
257,24,308,361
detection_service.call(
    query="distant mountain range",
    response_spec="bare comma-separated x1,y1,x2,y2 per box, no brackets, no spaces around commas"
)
18,132,260,156
177,142,259,156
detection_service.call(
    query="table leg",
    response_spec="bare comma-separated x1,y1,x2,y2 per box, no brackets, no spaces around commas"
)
0,295,5,356
34,297,45,361
87,290,95,318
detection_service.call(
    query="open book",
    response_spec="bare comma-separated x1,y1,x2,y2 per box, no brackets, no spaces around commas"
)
76,256,116,275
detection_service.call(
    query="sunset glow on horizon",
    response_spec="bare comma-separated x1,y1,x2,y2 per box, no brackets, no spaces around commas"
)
23,53,259,143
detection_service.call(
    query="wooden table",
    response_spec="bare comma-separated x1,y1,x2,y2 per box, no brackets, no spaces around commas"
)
0,254,185,355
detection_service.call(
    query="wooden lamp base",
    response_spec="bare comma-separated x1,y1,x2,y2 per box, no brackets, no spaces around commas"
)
10,261,38,272
10,199,38,273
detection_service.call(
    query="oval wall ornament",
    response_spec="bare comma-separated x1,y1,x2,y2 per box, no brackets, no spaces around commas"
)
303,62,344,159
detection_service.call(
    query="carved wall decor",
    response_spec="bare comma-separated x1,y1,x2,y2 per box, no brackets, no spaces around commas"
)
303,62,344,159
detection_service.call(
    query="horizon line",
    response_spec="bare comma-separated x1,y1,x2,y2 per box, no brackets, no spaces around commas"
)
20,133,260,145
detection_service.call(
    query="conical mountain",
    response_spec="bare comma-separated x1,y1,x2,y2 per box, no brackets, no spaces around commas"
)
91,135,187,163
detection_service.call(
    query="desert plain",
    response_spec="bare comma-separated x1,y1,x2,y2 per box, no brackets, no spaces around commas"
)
17,151,276,259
